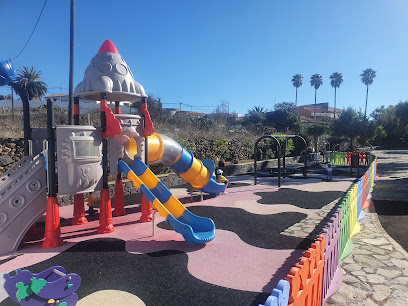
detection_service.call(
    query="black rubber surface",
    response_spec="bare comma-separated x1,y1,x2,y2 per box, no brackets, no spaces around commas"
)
372,199,408,252
228,182,251,188
158,205,312,250
255,188,344,209
0,239,268,306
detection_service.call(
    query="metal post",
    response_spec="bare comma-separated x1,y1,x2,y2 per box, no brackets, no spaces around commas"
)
115,101,121,114
358,157,360,177
254,146,257,185
73,97,80,125
142,97,149,165
304,149,307,178
68,0,75,125
140,96,153,222
47,99,57,197
282,139,286,177
100,92,108,189
152,211,156,236
277,146,281,187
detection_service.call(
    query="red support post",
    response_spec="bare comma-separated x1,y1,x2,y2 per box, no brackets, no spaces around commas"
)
43,197,64,249
113,178,126,216
98,189,115,234
72,193,88,225
139,194,153,222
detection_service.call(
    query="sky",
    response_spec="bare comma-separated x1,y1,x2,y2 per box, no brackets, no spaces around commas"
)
0,0,407,116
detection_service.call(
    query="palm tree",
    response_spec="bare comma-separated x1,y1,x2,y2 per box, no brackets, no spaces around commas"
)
291,74,303,107
16,66,47,100
360,68,376,117
247,106,267,115
310,74,323,121
329,72,343,119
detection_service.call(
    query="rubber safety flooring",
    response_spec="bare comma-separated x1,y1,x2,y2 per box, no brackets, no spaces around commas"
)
0,174,356,306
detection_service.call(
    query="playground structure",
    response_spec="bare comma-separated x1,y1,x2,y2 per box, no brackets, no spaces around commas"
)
0,39,225,256
254,135,308,187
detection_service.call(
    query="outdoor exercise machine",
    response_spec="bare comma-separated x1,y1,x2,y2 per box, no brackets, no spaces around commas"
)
254,135,308,187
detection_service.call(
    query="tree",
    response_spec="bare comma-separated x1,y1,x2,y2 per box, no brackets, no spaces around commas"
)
332,107,375,150
291,74,303,107
371,105,399,145
360,68,376,117
371,100,408,145
265,102,301,133
374,125,387,146
243,106,267,134
332,107,358,150
16,66,47,100
247,106,267,115
394,100,408,127
306,124,327,152
329,72,343,119
310,74,323,121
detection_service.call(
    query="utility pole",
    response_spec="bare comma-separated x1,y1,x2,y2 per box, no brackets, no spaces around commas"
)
68,0,75,125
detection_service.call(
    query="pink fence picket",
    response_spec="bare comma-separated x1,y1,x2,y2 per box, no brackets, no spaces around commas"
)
321,209,342,304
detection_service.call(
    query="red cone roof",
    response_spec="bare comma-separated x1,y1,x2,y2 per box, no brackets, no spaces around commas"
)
98,39,119,54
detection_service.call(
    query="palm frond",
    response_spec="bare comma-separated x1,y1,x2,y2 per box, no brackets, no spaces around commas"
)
360,68,376,86
15,66,47,100
310,74,323,90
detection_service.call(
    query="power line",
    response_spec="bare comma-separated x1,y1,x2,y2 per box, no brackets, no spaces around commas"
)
11,0,48,61
48,86,69,90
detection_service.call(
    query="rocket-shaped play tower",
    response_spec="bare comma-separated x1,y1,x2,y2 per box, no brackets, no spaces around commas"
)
74,39,147,233
74,39,146,101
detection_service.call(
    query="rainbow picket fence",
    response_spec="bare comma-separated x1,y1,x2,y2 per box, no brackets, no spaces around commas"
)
324,151,370,167
260,154,377,306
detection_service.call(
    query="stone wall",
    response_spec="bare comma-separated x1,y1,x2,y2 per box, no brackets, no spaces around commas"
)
0,138,24,173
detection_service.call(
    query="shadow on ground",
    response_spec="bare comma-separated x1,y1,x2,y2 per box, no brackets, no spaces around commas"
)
0,239,268,306
255,188,344,209
373,199,408,252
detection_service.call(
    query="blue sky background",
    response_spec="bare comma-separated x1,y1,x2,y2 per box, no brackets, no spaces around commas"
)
0,0,407,116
